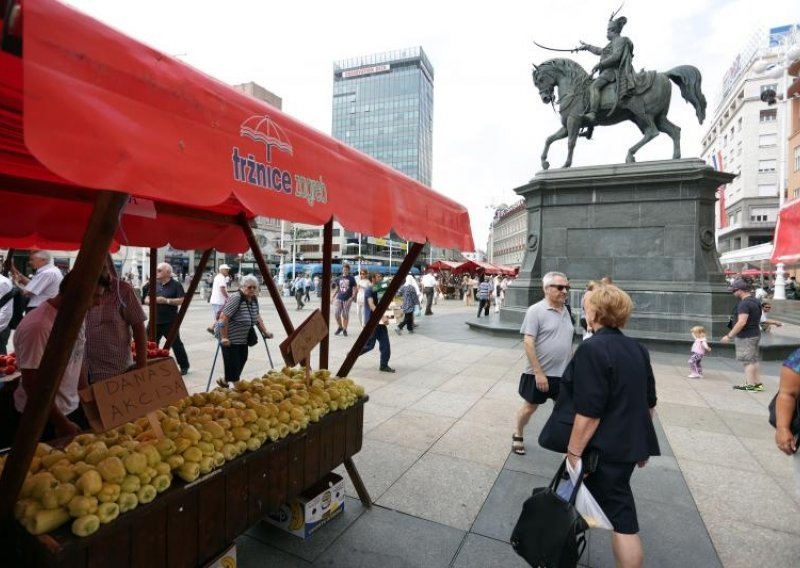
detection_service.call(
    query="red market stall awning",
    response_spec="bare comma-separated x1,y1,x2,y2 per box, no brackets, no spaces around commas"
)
452,260,515,275
771,199,800,265
0,0,474,252
428,260,464,271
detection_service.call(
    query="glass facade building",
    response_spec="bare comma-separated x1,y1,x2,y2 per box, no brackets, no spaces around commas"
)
332,47,434,186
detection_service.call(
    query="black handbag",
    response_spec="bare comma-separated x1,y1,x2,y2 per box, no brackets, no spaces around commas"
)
538,407,573,454
511,458,588,567
247,327,259,347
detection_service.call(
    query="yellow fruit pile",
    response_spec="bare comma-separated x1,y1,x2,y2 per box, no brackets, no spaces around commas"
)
2,369,364,538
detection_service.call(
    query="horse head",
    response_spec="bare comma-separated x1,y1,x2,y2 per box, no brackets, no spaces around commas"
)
532,63,556,104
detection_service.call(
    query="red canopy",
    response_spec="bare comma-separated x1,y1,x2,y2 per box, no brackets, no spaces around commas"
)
453,260,516,276
428,260,464,271
771,199,800,265
0,0,473,252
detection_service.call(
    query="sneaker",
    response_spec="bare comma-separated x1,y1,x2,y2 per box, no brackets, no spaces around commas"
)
180,367,190,376
342,330,348,337
379,365,396,373
334,327,343,336
751,383,765,392
732,384,750,391
687,373,700,379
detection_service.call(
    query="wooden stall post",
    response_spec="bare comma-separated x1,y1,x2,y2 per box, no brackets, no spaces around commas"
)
237,215,294,336
320,219,333,369
148,248,157,342
337,242,425,378
0,190,129,527
164,248,212,350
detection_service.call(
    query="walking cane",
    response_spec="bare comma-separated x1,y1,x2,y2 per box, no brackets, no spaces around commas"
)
262,333,274,369
206,340,221,391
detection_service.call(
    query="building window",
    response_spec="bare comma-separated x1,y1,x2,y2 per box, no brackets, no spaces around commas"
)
759,133,777,147
749,207,776,223
759,109,777,123
758,183,777,196
795,145,800,172
748,235,772,246
758,159,777,173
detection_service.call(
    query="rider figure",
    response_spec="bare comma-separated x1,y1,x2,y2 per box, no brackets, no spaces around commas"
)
579,16,636,124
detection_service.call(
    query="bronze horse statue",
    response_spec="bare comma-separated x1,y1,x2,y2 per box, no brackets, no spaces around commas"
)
532,58,706,169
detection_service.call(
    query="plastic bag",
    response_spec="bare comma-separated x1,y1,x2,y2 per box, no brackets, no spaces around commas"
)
565,458,613,530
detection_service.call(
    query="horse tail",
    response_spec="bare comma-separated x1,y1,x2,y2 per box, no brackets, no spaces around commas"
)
666,65,707,124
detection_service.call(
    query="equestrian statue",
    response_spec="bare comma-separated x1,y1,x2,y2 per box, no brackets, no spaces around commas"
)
532,11,706,169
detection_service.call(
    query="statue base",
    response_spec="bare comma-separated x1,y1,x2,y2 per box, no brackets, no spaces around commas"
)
468,159,798,361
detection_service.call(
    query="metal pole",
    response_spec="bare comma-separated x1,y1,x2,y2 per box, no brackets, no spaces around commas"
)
291,226,297,282
278,219,285,286
320,220,334,369
357,232,362,274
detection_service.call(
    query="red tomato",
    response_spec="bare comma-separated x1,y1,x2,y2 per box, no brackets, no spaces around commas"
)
0,355,6,366
159,349,170,357
147,350,157,358
3,365,15,374
147,341,157,349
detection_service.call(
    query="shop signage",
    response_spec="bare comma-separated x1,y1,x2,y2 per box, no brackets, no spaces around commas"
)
279,309,328,367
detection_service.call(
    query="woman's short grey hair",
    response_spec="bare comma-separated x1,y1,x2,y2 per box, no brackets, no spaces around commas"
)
32,250,52,262
240,274,259,289
542,271,567,289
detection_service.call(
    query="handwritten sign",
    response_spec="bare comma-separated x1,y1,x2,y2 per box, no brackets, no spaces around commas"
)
79,358,188,432
279,309,328,367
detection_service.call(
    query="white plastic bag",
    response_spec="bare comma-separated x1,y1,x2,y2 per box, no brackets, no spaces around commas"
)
566,458,613,530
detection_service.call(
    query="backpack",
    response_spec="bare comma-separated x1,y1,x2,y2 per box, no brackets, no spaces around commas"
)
0,287,28,330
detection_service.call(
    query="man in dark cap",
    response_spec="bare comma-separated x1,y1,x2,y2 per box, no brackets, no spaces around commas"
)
578,15,637,124
721,278,764,391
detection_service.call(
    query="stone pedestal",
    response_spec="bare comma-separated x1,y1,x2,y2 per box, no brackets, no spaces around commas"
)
500,159,737,341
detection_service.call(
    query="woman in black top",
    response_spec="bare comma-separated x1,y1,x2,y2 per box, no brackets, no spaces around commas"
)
563,285,659,568
216,275,272,387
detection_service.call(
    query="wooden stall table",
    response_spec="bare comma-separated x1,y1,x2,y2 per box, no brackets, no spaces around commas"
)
13,398,367,568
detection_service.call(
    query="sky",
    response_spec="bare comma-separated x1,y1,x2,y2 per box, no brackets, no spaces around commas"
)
66,0,798,252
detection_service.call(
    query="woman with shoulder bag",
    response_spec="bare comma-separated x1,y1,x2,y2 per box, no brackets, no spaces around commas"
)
563,285,659,568
216,275,273,388
775,347,800,495
396,276,420,334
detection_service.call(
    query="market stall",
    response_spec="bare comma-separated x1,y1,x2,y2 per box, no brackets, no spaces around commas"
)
0,0,473,565
427,260,465,299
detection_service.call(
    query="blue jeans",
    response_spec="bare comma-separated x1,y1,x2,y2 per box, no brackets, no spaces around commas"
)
360,325,390,367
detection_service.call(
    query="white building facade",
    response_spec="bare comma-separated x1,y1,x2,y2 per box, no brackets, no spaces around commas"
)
487,200,526,268
702,26,798,269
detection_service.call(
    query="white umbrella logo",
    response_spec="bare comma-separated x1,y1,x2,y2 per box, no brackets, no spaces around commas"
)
240,115,293,163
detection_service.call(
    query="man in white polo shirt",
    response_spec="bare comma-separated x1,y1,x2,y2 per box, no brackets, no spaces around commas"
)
512,271,575,456
207,264,230,335
10,250,63,313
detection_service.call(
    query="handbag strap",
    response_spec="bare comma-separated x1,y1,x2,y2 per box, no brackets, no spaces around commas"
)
548,458,585,504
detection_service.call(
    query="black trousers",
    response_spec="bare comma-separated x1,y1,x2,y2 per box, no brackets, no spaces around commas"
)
398,311,415,331
0,326,10,355
151,321,190,370
423,287,434,314
477,299,490,317
222,343,249,382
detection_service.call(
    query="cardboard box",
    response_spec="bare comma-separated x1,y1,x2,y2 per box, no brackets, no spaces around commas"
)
265,473,345,539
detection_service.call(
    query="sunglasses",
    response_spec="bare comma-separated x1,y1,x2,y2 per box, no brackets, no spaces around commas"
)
548,284,571,292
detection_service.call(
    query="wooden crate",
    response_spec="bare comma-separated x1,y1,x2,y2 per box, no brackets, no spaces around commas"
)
14,398,366,568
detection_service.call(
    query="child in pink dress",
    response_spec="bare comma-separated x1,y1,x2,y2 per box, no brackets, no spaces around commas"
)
688,326,711,378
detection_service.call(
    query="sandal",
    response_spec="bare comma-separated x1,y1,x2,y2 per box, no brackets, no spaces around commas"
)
216,378,230,389
512,434,526,455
